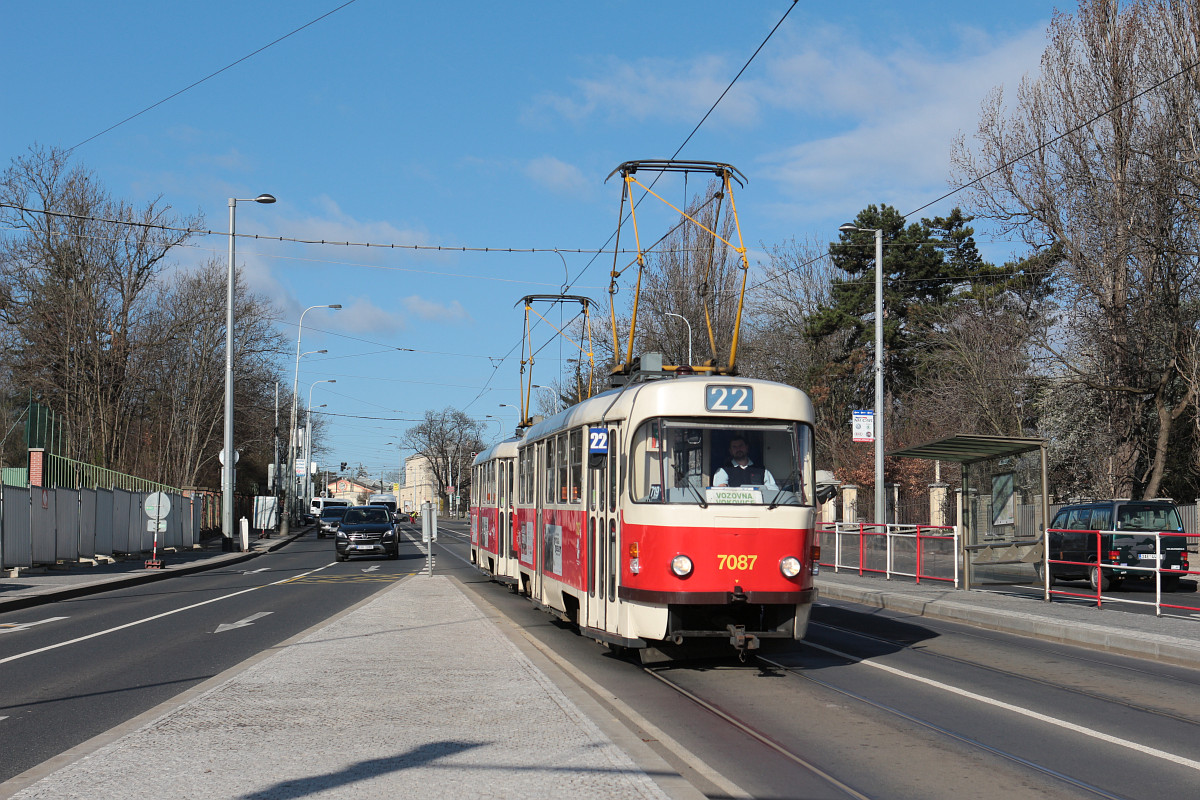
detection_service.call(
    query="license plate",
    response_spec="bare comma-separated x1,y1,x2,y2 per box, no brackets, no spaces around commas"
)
354,545,375,551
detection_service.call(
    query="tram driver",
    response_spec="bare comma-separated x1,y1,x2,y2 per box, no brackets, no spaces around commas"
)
713,435,777,489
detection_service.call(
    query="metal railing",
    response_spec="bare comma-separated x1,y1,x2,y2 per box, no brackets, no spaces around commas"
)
42,453,181,493
1043,528,1200,617
816,522,959,586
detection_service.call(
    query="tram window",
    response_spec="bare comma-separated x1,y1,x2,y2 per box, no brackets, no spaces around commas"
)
568,428,583,504
524,447,534,504
544,438,556,505
629,419,815,506
556,433,569,504
609,431,618,513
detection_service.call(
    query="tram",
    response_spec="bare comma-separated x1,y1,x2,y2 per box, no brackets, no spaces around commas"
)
471,158,820,659
471,372,819,659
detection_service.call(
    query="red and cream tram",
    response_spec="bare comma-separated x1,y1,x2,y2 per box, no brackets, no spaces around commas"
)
471,373,819,658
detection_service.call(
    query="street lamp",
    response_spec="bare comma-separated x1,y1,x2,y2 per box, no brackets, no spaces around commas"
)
663,312,693,366
303,380,336,504
284,303,341,532
839,222,885,525
224,193,275,545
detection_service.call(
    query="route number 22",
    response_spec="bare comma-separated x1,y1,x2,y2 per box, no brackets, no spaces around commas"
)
706,385,754,413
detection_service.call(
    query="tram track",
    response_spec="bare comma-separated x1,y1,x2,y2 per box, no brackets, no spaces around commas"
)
641,663,874,800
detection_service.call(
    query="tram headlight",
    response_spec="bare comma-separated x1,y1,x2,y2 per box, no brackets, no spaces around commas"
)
780,556,802,578
671,554,694,577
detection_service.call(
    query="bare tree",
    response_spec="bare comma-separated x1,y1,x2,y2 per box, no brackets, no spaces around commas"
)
952,0,1200,498
403,407,485,512
0,145,196,472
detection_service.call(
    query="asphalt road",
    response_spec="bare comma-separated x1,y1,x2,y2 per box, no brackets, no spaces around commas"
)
437,519,1200,800
5,520,1200,799
0,527,431,782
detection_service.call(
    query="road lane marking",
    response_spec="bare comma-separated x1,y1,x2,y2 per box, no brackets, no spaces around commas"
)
213,612,273,633
0,566,331,666
241,567,270,574
0,617,68,635
362,565,380,573
801,639,1200,772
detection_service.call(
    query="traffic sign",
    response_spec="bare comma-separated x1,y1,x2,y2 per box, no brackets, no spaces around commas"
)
144,492,172,519
852,410,875,443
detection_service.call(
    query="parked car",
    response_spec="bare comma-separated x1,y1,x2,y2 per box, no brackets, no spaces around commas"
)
335,505,399,561
317,505,349,539
1044,499,1191,591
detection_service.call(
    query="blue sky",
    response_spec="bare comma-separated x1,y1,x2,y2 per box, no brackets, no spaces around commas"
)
3,1,1057,480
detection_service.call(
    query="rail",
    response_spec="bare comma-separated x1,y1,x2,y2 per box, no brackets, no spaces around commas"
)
816,522,958,586
1044,528,1200,617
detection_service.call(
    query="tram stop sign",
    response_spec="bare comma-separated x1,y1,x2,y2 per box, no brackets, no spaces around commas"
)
145,491,172,520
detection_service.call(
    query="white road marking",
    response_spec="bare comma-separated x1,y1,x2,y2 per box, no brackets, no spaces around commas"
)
0,617,68,635
362,565,380,573
241,567,270,574
0,566,331,666
803,639,1200,772
213,612,273,634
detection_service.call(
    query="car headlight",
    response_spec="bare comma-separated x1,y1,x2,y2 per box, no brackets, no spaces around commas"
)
382,529,395,540
780,556,802,577
671,554,694,577
336,530,347,539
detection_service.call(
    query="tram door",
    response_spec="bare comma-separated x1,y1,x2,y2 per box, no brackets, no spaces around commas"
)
587,433,607,632
604,426,622,633
589,425,621,635
498,459,511,575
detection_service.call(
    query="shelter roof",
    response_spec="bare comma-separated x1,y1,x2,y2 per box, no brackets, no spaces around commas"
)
888,435,1046,464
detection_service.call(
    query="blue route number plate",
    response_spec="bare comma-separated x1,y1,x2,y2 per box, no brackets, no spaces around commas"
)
705,385,754,413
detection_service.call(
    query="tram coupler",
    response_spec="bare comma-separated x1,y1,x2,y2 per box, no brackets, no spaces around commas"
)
727,624,759,660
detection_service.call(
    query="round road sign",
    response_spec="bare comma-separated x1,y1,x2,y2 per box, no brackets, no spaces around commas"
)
145,491,172,519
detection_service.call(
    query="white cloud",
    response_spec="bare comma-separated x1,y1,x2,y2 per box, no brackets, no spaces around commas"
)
336,297,407,335
755,24,1049,213
524,155,589,195
402,295,471,324
533,55,758,127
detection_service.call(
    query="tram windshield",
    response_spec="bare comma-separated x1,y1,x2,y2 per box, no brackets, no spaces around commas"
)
631,419,814,506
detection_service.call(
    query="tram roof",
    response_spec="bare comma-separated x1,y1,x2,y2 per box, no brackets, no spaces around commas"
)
887,434,1046,464
521,374,813,443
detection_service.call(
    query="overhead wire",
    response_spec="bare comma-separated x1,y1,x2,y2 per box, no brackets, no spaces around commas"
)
68,0,363,153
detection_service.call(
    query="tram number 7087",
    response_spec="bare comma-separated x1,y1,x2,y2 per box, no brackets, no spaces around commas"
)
717,554,758,571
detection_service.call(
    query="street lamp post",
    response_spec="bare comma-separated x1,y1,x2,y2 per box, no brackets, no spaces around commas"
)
663,312,693,366
303,380,335,505
284,304,341,532
224,193,275,545
838,223,885,525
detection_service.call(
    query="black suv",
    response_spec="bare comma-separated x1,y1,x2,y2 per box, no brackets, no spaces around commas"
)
335,505,400,561
1045,500,1191,591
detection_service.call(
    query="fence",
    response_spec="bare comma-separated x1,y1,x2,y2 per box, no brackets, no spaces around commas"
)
1042,528,1200,617
816,522,960,586
1,484,204,569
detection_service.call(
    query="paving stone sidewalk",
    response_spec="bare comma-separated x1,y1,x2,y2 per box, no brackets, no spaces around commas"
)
8,576,676,800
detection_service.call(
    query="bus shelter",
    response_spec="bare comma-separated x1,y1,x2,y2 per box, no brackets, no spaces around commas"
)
889,435,1048,594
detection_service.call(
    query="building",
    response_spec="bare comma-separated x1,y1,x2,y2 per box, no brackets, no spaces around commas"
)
397,454,439,512
326,476,376,505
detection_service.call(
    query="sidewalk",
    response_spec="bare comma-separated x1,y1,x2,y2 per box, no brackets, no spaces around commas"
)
3,575,695,800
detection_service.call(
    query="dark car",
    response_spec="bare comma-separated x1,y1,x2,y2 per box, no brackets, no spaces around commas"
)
335,505,399,561
317,505,349,539
1044,500,1191,591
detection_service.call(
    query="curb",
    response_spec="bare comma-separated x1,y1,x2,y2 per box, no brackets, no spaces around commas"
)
0,528,308,615
816,580,1200,669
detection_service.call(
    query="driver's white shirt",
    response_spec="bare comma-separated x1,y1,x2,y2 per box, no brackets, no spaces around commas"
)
713,460,778,489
